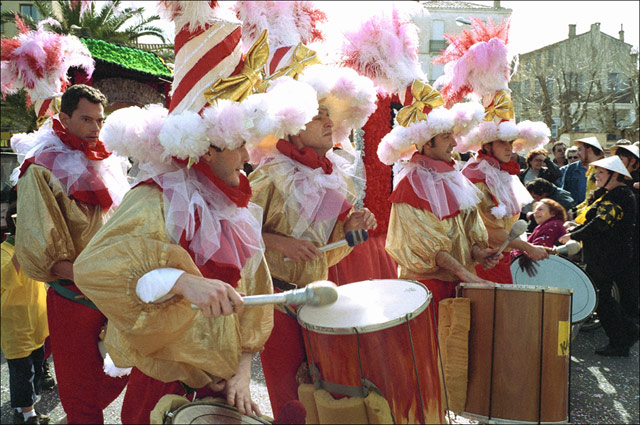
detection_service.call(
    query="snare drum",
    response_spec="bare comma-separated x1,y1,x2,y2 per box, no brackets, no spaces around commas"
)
510,254,598,323
297,279,443,424
164,400,271,424
460,283,571,424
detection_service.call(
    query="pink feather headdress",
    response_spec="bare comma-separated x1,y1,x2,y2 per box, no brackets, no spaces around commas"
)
433,17,511,107
339,6,425,97
1,15,94,103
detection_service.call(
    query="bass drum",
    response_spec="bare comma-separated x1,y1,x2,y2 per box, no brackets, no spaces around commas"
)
511,254,598,324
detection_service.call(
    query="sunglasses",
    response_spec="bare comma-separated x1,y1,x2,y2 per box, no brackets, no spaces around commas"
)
567,156,579,160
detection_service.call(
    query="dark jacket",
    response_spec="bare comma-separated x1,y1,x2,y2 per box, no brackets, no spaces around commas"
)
548,184,576,212
519,157,562,185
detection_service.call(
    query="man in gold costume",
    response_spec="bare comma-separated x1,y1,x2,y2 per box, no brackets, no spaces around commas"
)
11,85,131,424
378,82,499,319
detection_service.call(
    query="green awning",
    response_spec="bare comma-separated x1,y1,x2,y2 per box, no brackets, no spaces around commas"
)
80,38,173,78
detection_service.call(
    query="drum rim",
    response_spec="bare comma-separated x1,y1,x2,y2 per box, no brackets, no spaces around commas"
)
460,282,573,295
297,280,432,335
168,400,271,424
459,410,568,424
509,253,599,324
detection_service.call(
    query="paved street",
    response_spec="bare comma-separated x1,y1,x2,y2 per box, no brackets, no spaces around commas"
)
1,324,638,424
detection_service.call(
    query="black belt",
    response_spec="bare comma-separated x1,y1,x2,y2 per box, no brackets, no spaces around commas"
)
271,277,298,292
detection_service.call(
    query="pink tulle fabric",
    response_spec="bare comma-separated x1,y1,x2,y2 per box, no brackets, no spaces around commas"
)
462,155,532,219
10,121,130,210
256,151,357,244
153,166,264,275
393,155,482,220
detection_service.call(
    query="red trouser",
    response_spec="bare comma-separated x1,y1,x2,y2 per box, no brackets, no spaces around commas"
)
418,278,458,324
260,307,306,419
47,287,128,424
475,254,513,284
121,367,219,424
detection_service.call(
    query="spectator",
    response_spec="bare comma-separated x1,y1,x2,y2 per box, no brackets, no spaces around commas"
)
552,140,568,167
561,137,604,206
513,198,568,260
519,148,562,184
511,151,527,169
557,146,580,185
525,178,575,212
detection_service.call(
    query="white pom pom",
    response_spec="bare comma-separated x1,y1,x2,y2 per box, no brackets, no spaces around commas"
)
158,111,209,161
491,204,508,219
103,353,132,378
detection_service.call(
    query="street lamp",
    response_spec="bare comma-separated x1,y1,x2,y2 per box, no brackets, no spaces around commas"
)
455,17,471,26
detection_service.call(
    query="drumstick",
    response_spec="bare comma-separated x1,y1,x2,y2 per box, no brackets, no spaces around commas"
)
190,280,338,310
284,229,369,262
552,240,581,256
483,219,527,269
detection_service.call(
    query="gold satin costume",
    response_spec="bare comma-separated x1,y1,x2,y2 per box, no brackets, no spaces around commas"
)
249,164,353,286
73,184,274,389
474,182,520,249
386,202,488,282
15,165,104,282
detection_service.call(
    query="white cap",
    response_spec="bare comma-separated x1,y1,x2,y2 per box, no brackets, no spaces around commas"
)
574,136,603,152
590,156,632,179
610,144,639,159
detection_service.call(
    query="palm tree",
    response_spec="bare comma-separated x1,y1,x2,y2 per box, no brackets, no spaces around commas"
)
1,0,167,46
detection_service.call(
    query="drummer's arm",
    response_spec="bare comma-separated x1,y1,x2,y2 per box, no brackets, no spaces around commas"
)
508,238,549,261
435,251,492,283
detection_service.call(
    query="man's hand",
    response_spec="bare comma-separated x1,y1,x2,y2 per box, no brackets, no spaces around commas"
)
473,246,503,270
344,208,377,232
171,273,243,317
263,233,322,262
523,244,549,261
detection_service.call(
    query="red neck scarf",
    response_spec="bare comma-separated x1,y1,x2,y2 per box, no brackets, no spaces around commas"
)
389,153,463,220
52,118,111,161
18,119,115,210
276,139,333,175
476,152,521,175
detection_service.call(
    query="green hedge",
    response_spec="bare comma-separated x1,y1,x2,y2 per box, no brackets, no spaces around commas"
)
80,38,173,78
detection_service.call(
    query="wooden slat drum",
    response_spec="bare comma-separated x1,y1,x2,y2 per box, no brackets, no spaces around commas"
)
460,283,572,424
297,280,444,424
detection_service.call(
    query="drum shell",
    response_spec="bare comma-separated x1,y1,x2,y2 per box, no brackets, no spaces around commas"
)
167,400,271,424
299,282,444,424
462,284,571,423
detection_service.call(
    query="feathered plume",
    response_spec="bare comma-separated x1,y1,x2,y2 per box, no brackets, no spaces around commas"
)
339,6,425,96
433,17,511,106
234,1,326,51
157,1,235,33
1,16,94,101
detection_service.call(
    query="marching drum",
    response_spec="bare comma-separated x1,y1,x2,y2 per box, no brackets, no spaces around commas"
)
164,400,271,424
510,254,598,323
297,279,443,424
460,283,572,424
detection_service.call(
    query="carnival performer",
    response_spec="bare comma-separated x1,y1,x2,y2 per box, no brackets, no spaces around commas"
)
378,81,498,317
559,156,639,356
73,2,316,423
434,18,550,284
4,20,131,423
234,2,378,416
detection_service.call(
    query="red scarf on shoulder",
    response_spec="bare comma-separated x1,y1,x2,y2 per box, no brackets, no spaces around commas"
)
18,118,115,210
276,139,334,175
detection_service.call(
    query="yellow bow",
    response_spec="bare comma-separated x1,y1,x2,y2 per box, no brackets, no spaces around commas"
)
204,29,269,104
484,89,514,122
36,97,61,128
396,80,445,127
258,43,322,92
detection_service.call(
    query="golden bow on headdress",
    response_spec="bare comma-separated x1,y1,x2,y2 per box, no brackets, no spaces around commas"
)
204,29,269,104
258,43,322,92
36,97,61,128
484,89,514,122
396,80,445,127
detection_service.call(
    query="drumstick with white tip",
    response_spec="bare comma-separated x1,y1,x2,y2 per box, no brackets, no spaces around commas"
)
191,280,338,310
284,229,369,262
552,240,581,256
484,219,528,269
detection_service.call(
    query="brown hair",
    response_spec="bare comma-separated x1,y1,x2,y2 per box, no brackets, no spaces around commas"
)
534,198,567,222
61,84,108,117
526,148,548,166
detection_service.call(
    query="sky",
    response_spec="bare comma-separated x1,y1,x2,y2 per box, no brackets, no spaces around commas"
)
132,1,639,55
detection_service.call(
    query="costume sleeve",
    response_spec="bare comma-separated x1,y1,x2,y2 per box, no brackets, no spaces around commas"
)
237,256,274,353
15,165,102,282
386,202,452,275
571,200,623,243
324,213,354,267
1,245,22,292
474,182,517,248
463,208,489,252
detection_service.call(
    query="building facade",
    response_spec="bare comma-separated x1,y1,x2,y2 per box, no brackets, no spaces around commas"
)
414,1,512,84
510,22,639,147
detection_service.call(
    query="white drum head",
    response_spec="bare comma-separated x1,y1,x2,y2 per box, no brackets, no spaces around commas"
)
510,255,597,323
297,279,430,335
